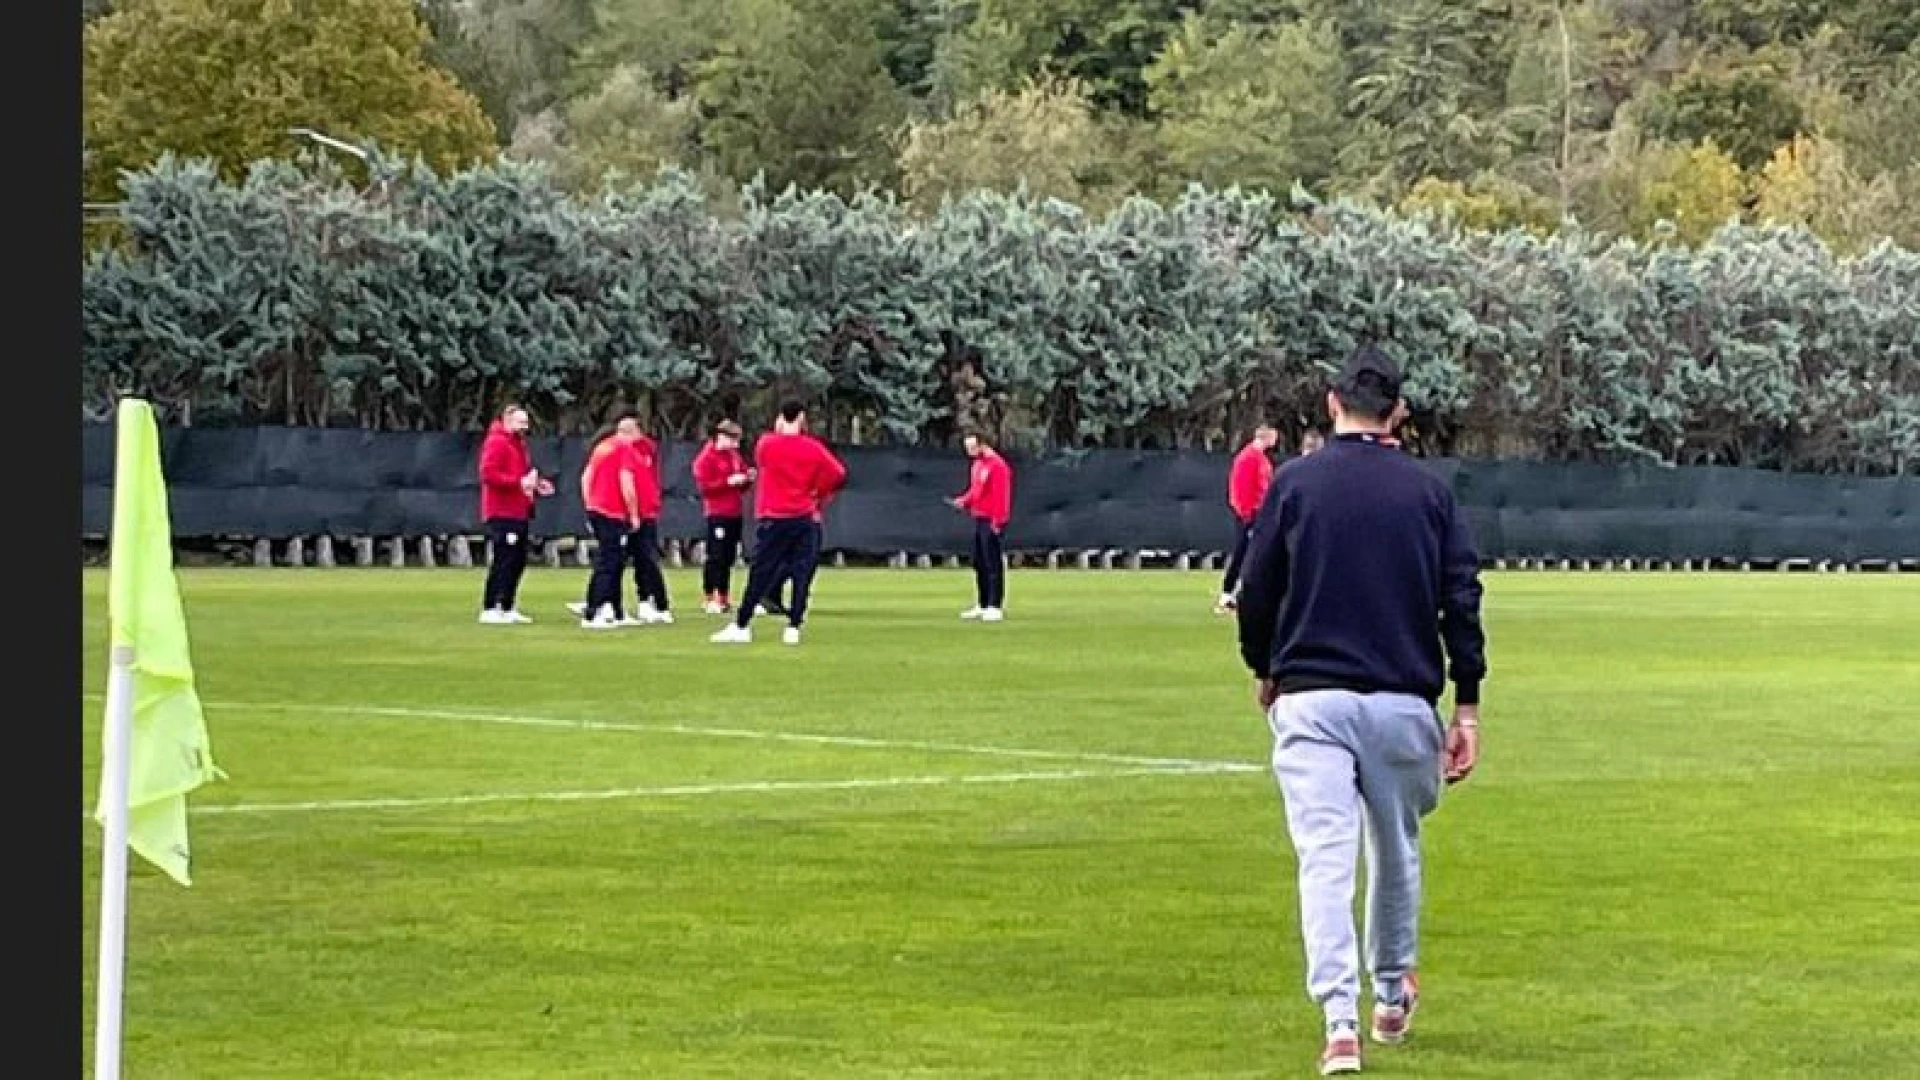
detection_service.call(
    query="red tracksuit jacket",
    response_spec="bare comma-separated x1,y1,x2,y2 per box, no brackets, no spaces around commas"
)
478,420,533,521
752,431,847,519
630,434,663,520
1228,441,1274,523
956,450,1013,530
692,442,749,518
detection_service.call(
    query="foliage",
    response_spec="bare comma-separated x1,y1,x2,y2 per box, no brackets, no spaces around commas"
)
1632,55,1807,170
85,156,1920,474
1143,15,1346,199
83,0,498,203
1582,129,1748,245
1751,134,1906,252
86,0,1920,253
692,0,911,195
896,76,1112,210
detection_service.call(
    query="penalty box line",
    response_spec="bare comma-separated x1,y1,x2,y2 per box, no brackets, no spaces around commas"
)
81,695,1257,772
193,763,1258,816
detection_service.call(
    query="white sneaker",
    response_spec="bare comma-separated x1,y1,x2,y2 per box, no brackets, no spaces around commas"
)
478,608,508,624
710,623,752,644
782,626,801,646
581,603,621,630
1214,592,1237,614
649,607,675,625
960,607,984,620
701,600,725,616
565,601,587,617
980,608,1005,623
504,609,533,624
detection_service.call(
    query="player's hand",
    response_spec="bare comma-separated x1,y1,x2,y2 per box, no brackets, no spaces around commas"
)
1256,678,1281,711
535,479,555,496
728,472,749,486
1443,704,1480,785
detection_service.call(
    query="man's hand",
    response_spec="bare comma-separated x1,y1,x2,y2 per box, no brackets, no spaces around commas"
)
1443,704,1480,785
1255,678,1281,712
945,496,963,510
728,472,750,487
535,478,555,496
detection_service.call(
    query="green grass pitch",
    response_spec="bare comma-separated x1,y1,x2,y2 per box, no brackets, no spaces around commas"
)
80,567,1920,1078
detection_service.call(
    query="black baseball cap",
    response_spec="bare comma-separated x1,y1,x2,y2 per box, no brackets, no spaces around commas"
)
1332,344,1403,418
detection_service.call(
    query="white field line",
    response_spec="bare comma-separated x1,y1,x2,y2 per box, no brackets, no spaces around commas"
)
81,695,1257,772
191,763,1256,816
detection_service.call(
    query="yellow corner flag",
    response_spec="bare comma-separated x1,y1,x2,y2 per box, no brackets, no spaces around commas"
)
95,398,223,886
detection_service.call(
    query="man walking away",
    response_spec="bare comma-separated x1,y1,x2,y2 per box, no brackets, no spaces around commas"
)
947,431,1013,622
711,401,847,647
1218,423,1280,614
476,404,553,623
625,424,673,625
1235,344,1486,1076
692,419,755,614
576,413,643,630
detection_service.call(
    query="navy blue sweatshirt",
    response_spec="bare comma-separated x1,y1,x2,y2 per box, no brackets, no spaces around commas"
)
1236,433,1487,705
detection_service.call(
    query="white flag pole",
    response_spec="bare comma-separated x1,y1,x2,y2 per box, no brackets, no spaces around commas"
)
94,643,136,1080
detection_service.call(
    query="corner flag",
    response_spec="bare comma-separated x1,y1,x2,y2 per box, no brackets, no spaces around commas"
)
93,398,226,1080
94,397,223,886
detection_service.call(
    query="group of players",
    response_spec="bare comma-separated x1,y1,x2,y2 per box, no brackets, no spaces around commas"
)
476,396,1321,641
474,400,1015,646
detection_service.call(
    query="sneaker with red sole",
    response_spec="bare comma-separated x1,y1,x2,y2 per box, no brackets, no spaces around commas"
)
1320,1024,1362,1075
1370,971,1419,1044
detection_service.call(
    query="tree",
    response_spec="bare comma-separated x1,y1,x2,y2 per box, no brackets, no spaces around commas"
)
83,0,497,203
575,0,736,97
1583,131,1746,243
457,0,598,116
1500,1,1641,217
1753,134,1906,252
693,0,911,195
554,64,705,192
1144,15,1346,198
1632,56,1805,170
897,76,1111,209
418,0,521,137
923,4,1034,117
1833,43,1920,178
929,0,1205,117
1334,0,1521,194
1398,175,1559,233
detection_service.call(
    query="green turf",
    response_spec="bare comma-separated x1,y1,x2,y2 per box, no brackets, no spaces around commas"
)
80,568,1920,1078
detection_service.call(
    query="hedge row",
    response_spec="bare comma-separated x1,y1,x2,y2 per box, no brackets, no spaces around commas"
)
82,153,1920,473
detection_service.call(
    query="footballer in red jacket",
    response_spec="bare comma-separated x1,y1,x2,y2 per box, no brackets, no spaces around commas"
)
624,425,674,624
691,419,755,614
1218,424,1281,613
711,401,847,647
947,431,1013,621
476,404,553,624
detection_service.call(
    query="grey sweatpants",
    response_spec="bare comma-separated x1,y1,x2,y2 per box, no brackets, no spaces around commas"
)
1268,690,1444,1027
